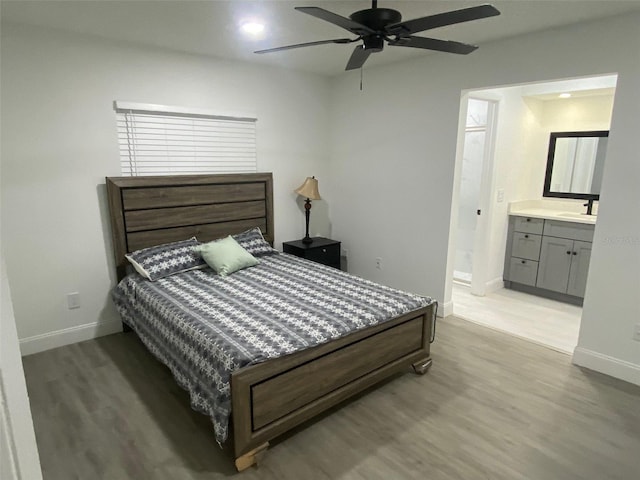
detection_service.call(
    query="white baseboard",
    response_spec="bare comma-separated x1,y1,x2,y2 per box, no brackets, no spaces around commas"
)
485,277,504,295
440,300,453,318
572,347,640,386
19,320,122,356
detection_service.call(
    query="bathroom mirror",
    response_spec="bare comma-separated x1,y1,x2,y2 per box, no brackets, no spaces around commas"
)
543,130,609,200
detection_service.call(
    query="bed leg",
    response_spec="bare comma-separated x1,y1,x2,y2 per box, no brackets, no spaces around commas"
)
235,442,269,472
412,357,432,375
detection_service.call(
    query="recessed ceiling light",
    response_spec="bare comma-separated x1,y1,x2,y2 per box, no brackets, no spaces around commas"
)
240,21,265,37
559,93,572,98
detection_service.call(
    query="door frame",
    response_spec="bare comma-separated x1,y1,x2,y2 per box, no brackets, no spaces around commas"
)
450,93,499,296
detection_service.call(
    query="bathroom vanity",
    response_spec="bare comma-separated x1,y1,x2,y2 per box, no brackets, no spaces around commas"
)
503,211,595,305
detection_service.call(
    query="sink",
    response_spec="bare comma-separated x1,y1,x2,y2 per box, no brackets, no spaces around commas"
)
557,212,589,218
556,212,596,222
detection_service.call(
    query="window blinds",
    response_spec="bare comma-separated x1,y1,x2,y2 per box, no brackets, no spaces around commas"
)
115,103,257,176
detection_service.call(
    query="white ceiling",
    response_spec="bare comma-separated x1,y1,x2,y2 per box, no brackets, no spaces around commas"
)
3,0,640,76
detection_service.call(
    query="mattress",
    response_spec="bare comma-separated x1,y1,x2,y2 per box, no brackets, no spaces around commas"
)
112,252,432,444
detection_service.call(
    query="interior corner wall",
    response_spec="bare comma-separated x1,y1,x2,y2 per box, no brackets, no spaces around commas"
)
0,23,331,353
328,13,640,384
478,87,541,286
0,257,43,479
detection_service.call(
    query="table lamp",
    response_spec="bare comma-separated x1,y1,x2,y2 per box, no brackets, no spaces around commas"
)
294,176,321,244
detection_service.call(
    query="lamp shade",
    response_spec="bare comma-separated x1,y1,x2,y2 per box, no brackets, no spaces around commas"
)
294,176,321,200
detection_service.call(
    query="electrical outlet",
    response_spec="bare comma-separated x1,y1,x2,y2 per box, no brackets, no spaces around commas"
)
67,292,81,310
633,324,640,342
497,188,505,203
375,257,382,270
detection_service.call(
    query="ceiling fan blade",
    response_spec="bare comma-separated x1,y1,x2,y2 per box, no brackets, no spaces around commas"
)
255,38,354,54
345,45,373,71
386,4,500,36
389,36,478,55
296,6,375,36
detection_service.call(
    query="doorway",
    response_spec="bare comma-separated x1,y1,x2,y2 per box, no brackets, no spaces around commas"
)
453,97,497,292
447,75,617,354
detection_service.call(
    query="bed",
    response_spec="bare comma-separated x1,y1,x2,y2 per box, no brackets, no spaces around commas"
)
106,173,436,471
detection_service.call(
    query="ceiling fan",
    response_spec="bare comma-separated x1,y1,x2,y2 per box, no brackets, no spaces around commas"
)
255,1,501,70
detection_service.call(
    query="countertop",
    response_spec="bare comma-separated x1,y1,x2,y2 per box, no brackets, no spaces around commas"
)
509,208,597,225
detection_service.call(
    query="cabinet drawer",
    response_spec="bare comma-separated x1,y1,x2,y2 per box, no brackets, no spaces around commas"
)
511,232,542,261
509,258,539,286
305,243,340,268
514,216,544,235
543,220,594,242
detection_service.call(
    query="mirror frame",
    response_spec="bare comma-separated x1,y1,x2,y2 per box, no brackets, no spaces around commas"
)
543,130,609,200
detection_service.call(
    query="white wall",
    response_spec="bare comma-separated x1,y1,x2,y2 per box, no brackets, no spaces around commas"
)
474,87,539,288
329,14,640,384
0,23,331,353
538,95,614,131
0,257,43,480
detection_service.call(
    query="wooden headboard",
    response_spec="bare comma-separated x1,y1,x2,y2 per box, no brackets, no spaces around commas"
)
106,173,274,280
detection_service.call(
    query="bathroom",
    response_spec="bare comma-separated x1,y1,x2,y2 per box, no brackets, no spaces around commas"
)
449,74,616,353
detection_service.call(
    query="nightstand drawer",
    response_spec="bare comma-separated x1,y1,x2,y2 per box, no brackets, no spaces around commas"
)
282,237,342,269
305,243,340,268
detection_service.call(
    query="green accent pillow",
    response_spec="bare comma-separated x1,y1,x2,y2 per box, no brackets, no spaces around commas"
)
195,236,259,277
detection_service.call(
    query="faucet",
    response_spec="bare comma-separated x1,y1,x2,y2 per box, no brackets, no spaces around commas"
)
583,199,595,215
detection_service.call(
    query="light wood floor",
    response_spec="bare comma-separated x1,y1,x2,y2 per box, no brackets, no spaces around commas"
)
23,316,640,480
453,283,582,354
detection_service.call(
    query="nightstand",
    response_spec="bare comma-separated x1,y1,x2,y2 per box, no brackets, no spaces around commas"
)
282,237,341,269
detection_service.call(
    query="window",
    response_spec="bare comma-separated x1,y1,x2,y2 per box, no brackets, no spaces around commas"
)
114,101,257,176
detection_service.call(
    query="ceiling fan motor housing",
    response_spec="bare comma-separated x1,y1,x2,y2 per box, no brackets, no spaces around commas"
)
350,8,402,31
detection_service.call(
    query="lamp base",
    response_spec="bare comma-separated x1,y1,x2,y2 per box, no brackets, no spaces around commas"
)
302,236,313,245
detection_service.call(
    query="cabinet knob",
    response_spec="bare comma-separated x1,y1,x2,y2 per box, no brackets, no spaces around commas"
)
521,260,526,264
524,234,529,238
322,248,327,253
566,251,571,255
526,218,531,222
573,251,577,255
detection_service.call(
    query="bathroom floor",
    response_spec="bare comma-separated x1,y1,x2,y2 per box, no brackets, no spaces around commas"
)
452,282,582,354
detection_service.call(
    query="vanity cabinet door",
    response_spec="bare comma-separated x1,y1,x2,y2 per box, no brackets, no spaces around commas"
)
567,241,592,297
536,237,573,293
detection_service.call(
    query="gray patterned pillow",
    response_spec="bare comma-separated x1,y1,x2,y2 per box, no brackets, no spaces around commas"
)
232,227,278,257
125,237,206,281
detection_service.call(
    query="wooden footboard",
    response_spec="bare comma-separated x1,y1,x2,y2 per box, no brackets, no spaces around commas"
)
230,303,434,469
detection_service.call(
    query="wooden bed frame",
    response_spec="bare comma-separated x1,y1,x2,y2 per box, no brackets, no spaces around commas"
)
106,173,434,471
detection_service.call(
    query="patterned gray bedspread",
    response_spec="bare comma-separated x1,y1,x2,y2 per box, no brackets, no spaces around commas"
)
112,253,432,444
